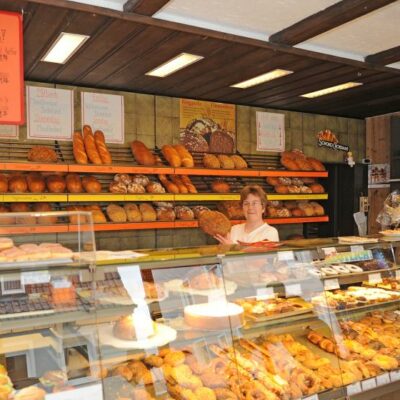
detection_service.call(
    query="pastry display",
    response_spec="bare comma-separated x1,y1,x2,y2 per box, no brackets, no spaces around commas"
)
27,146,58,163
198,211,231,237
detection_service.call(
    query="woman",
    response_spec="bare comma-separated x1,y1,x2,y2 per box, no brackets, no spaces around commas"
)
215,185,279,244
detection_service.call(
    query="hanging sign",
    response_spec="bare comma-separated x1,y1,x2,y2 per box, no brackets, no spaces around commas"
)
256,112,285,152
27,86,74,141
0,11,24,125
0,124,18,139
317,129,349,152
81,92,124,144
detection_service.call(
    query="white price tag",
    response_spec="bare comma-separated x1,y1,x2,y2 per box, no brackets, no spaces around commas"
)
346,381,362,395
396,270,400,281
285,283,302,297
256,287,275,300
21,270,50,285
390,370,400,381
303,395,318,400
278,251,294,261
361,377,377,391
46,384,103,399
208,290,226,303
376,373,391,386
322,247,337,257
368,273,383,284
351,245,364,253
324,278,340,290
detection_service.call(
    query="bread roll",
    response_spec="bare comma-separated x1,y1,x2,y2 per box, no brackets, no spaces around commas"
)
130,140,156,166
27,172,46,193
146,182,165,194
307,157,326,171
66,205,87,224
114,174,131,185
139,203,156,221
278,177,292,185
73,131,88,164
199,211,231,236
158,175,180,194
281,156,299,170
124,203,142,222
169,176,188,193
33,203,58,224
66,174,83,193
310,202,325,216
94,130,112,164
203,154,220,169
109,181,127,194
156,207,176,221
27,146,57,163
295,158,313,171
162,145,181,167
132,175,149,187
291,208,305,217
217,154,235,169
180,175,197,193
230,155,247,169
82,176,102,193
127,183,145,194
175,206,194,220
9,175,27,193
106,204,127,223
173,144,194,167
0,204,15,225
192,206,210,219
0,174,8,192
309,183,325,194
11,203,36,225
211,180,230,193
266,177,279,186
83,125,102,165
302,177,316,184
86,205,107,223
46,175,66,193
287,185,301,194
274,185,289,194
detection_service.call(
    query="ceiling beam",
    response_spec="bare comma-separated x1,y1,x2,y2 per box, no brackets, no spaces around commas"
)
123,0,169,16
365,45,400,65
269,0,398,46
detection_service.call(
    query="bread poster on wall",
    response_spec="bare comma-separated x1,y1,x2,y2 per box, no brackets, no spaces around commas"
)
179,99,236,153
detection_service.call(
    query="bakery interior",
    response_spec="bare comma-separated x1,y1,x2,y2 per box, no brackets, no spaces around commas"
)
0,0,400,399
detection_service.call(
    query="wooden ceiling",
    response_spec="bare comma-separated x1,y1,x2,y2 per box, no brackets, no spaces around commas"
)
1,0,399,118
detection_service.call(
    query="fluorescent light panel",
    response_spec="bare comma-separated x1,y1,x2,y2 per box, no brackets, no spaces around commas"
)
146,53,204,77
301,82,363,98
231,69,293,89
41,32,90,64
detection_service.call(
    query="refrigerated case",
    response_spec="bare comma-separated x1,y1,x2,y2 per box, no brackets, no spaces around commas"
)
1,214,400,399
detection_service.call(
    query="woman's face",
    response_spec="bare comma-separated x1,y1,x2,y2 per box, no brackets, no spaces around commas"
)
242,193,265,222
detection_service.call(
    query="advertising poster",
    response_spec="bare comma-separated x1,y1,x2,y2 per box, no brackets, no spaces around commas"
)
81,92,124,144
27,86,73,141
368,163,390,188
256,111,285,152
179,98,235,153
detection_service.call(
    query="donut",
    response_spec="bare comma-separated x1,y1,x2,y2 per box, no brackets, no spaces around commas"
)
321,267,337,276
308,269,325,277
331,264,351,274
346,264,364,273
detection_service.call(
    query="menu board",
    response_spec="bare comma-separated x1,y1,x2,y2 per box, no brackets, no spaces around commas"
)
256,111,285,152
27,86,74,141
0,11,24,124
0,124,18,139
81,92,124,144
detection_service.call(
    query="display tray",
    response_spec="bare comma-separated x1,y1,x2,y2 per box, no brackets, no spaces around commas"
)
0,257,74,270
164,279,237,296
95,322,177,349
95,291,169,306
314,298,400,315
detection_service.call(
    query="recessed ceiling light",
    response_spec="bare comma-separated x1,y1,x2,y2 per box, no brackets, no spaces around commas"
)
41,32,90,64
301,82,363,98
230,69,293,89
146,53,204,77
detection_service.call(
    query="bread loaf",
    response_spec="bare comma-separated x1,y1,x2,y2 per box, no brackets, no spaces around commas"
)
106,204,127,223
295,158,313,171
309,183,325,194
94,130,112,164
307,157,326,171
27,146,57,163
156,207,176,222
11,203,36,225
170,176,188,193
66,205,87,224
82,176,102,193
217,201,244,219
266,177,280,186
124,203,142,222
173,144,194,167
162,145,181,167
0,204,15,225
27,172,46,193
217,154,235,169
281,157,299,171
132,175,149,187
130,140,156,166
66,174,83,193
146,182,165,194
73,131,88,164
203,154,220,169
175,206,194,220
127,183,145,194
33,203,58,224
192,206,210,219
46,175,66,193
158,174,180,194
180,175,197,193
114,174,131,185
274,185,289,194
310,202,325,216
291,208,305,217
86,205,107,223
109,181,127,194
83,125,102,165
0,174,8,192
139,203,156,221
9,175,28,193
211,180,230,193
199,211,231,236
230,155,247,169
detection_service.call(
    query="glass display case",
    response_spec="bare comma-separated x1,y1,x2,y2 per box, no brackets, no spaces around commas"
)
2,216,400,400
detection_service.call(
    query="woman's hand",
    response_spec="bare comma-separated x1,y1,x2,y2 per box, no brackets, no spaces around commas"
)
214,232,234,245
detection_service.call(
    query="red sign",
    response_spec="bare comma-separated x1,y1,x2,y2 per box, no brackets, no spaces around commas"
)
0,11,24,125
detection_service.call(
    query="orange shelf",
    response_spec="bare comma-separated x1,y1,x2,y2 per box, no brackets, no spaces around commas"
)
0,225,69,235
259,170,328,178
1,162,68,172
68,165,174,175
174,168,259,177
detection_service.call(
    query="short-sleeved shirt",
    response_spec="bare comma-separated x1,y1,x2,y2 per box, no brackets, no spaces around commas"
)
230,223,279,244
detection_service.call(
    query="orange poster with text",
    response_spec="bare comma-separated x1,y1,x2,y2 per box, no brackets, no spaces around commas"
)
0,11,24,124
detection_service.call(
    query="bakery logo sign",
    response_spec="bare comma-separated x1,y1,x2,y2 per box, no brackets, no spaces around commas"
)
317,129,349,152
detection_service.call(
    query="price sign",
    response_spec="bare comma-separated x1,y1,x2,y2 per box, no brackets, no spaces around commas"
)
351,245,364,253
256,287,275,300
346,381,362,395
361,377,377,391
46,384,103,399
285,283,302,297
322,247,336,257
390,370,400,381
376,373,391,386
368,273,383,284
0,11,24,124
324,278,340,290
21,270,50,285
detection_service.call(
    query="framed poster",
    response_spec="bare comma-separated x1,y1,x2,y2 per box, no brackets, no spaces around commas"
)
81,92,124,144
256,112,285,152
368,163,390,188
27,86,73,141
0,11,24,124
179,99,235,153
0,124,18,139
